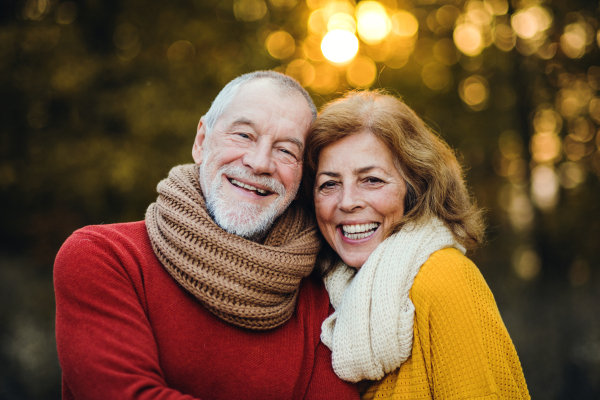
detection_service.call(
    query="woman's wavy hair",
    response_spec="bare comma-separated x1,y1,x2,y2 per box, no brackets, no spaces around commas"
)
304,90,485,272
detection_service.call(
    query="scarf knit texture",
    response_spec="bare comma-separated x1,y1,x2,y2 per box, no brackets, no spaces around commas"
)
320,217,465,382
145,164,321,330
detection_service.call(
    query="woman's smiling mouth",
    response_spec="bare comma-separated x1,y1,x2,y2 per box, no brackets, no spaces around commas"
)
340,223,380,240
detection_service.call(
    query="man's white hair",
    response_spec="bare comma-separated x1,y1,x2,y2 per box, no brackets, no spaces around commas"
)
202,70,317,135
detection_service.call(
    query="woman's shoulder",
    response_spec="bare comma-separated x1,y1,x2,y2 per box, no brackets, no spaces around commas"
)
411,248,490,307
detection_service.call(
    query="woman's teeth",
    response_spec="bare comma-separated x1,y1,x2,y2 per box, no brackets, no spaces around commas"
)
342,223,379,240
230,179,268,195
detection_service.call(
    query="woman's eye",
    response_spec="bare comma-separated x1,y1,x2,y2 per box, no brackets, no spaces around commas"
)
318,181,337,190
237,133,250,139
365,177,384,184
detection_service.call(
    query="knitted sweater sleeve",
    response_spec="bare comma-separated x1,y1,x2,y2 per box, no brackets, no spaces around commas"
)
362,248,530,400
54,228,200,400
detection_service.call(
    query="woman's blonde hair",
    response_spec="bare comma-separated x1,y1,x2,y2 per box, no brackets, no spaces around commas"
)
304,90,485,256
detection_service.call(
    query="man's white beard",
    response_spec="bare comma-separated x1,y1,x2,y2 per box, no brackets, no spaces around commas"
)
200,163,297,241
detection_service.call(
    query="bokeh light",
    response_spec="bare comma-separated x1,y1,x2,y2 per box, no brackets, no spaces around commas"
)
22,0,50,20
321,29,359,63
55,2,78,25
422,62,452,91
534,108,562,135
365,41,392,62
266,31,296,60
114,23,141,61
310,63,339,94
303,35,326,61
346,56,377,87
459,75,489,110
328,12,356,34
568,117,595,142
454,23,484,56
433,38,460,66
167,40,195,66
484,0,509,16
355,1,391,45
531,164,559,210
531,133,562,164
561,23,587,59
511,6,552,40
285,59,316,87
308,9,328,35
512,246,542,280
493,24,516,51
569,259,591,286
268,0,297,10
558,162,586,189
435,5,461,30
589,97,600,124
390,11,418,37
233,0,267,21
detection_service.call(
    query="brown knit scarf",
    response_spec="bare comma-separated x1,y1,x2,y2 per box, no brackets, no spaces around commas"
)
145,164,321,330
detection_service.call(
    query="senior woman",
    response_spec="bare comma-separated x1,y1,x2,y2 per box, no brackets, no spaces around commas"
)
304,91,530,400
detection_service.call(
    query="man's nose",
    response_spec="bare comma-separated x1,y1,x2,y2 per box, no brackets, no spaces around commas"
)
242,142,276,175
339,184,365,212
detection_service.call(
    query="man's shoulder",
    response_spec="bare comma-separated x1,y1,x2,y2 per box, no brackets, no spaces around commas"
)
55,220,155,277
62,221,150,253
73,220,148,241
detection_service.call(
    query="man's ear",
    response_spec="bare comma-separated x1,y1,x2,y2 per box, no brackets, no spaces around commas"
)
192,119,206,164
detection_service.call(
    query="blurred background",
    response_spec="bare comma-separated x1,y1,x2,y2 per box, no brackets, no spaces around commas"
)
1,0,599,398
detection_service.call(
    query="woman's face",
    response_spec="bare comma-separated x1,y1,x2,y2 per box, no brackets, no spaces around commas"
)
314,131,407,269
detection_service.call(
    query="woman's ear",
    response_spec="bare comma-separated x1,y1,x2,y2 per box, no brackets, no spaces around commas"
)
192,119,206,164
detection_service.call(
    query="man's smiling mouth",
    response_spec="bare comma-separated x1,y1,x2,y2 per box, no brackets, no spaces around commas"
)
228,178,271,196
341,223,380,240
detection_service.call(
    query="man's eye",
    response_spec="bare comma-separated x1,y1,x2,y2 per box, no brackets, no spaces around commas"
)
237,133,250,139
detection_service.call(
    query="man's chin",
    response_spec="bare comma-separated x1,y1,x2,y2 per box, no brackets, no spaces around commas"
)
207,198,285,241
213,213,271,240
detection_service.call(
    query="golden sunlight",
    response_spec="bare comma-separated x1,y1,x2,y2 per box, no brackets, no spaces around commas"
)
328,12,356,34
321,29,359,63
355,1,391,45
453,23,484,56
346,56,377,87
391,11,418,37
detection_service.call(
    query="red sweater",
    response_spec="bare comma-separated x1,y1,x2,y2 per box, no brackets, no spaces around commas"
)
54,221,359,400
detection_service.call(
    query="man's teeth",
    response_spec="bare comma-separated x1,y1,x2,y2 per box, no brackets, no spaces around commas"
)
230,179,268,195
342,223,379,240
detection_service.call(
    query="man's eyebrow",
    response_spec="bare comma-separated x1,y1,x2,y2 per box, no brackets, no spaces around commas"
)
282,137,304,153
230,117,255,128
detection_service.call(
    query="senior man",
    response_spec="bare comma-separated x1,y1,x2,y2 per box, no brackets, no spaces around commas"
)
54,71,359,400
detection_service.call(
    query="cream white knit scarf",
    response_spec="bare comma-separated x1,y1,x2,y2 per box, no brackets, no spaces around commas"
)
320,217,465,382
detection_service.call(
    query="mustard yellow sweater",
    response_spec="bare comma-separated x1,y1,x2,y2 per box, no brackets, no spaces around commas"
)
362,248,530,400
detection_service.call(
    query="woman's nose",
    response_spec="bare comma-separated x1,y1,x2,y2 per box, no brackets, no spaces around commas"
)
339,185,365,212
242,142,276,175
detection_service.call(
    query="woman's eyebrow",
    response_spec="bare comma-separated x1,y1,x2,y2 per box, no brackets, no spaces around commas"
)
355,166,379,174
316,171,341,179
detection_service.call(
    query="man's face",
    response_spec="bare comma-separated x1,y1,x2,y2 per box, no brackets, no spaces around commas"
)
192,79,313,239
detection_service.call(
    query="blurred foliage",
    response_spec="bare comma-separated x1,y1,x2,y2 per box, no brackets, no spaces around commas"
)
1,0,600,398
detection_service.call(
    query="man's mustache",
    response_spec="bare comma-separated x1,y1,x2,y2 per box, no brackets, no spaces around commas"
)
216,165,286,196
